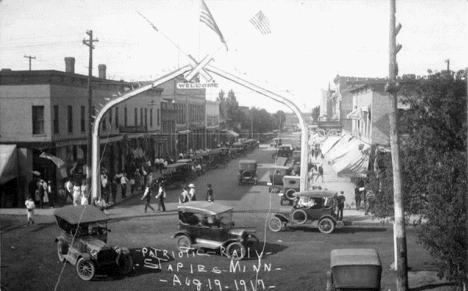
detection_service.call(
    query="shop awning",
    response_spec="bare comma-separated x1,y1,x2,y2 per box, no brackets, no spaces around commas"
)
320,136,342,155
0,145,18,184
221,130,239,137
177,130,191,134
346,107,364,120
324,134,354,160
332,141,371,177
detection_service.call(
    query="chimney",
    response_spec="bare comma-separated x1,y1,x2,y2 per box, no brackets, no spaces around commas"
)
64,57,75,73
98,64,106,79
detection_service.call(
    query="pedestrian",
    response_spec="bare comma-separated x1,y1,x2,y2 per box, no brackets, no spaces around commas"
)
360,187,367,212
37,180,44,208
179,186,190,204
121,173,128,198
64,179,74,205
129,175,136,195
206,184,214,202
57,185,66,207
188,183,197,201
365,190,376,215
315,164,324,183
134,169,142,192
155,181,166,212
354,186,362,210
141,178,156,213
81,179,88,204
101,173,109,203
337,191,346,221
72,181,81,206
25,197,35,226
94,196,108,213
47,180,55,207
41,179,49,207
81,191,89,205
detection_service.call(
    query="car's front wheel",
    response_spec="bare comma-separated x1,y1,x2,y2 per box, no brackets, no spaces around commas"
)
176,235,192,252
117,253,134,275
226,242,246,260
318,218,335,234
268,217,284,232
56,241,66,263
76,257,96,281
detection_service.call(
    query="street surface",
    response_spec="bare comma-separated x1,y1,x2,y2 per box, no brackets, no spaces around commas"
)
1,140,450,291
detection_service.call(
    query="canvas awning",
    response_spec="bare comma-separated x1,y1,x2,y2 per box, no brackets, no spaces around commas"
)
332,141,371,177
177,130,191,134
320,136,342,155
347,107,364,120
324,134,354,161
0,145,18,184
221,130,239,137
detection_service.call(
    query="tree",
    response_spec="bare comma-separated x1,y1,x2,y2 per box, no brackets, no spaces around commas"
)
367,75,467,288
272,110,286,131
311,106,320,123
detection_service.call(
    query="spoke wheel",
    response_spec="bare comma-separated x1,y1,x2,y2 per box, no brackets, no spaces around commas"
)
176,235,192,252
268,217,284,232
318,218,335,234
57,241,65,263
76,257,96,281
117,253,134,275
226,242,246,261
291,209,308,225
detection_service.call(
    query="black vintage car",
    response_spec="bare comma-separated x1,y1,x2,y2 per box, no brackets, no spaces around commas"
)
162,163,194,188
54,205,133,280
174,201,259,260
266,165,292,193
238,160,258,185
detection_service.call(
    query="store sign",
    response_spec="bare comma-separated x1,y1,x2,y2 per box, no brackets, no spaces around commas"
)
119,126,147,133
176,83,218,89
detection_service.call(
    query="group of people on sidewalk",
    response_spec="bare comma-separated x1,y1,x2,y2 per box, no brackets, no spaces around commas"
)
179,183,214,204
141,172,167,213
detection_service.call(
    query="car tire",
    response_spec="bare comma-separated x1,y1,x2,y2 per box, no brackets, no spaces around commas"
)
176,235,192,252
268,217,284,232
318,218,335,234
57,240,66,263
76,257,96,281
284,189,297,201
226,242,246,260
117,253,134,275
291,209,308,224
245,234,260,256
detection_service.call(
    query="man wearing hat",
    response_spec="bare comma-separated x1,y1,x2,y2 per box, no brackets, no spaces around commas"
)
188,183,197,201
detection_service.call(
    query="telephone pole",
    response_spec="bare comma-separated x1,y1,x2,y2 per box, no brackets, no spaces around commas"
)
83,30,98,202
24,55,36,70
387,0,408,290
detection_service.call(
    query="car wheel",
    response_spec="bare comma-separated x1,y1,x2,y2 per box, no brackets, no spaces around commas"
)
268,217,284,232
285,189,297,201
226,242,246,260
76,257,96,281
318,218,335,234
176,235,192,252
117,253,134,275
291,209,308,224
245,234,260,256
57,241,66,263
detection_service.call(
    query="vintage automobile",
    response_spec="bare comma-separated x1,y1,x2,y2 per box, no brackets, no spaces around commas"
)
326,249,382,291
268,190,343,234
232,142,246,156
266,165,292,193
238,159,258,185
174,201,259,260
270,137,282,148
278,175,301,204
272,144,294,160
54,205,133,281
291,150,301,164
162,163,194,188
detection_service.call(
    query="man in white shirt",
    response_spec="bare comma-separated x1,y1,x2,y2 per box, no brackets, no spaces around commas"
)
188,183,197,201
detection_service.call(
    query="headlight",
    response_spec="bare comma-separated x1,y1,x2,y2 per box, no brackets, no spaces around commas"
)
91,250,98,259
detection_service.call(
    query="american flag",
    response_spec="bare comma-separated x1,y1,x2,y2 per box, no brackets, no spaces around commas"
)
250,11,271,35
200,0,228,50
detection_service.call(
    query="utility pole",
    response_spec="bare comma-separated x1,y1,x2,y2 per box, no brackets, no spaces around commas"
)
83,30,98,202
250,110,254,139
386,0,408,290
24,55,36,70
465,67,468,291
446,59,450,71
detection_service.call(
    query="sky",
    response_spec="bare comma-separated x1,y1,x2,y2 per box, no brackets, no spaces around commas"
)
1,0,467,113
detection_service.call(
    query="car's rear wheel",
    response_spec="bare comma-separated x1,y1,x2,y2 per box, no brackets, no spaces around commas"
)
291,209,308,224
76,257,96,281
318,218,335,234
176,235,192,252
268,217,284,232
117,253,134,275
57,241,66,263
284,189,297,201
226,242,246,260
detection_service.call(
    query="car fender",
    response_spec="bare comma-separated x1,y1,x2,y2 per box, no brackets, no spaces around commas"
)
173,230,192,240
78,253,92,261
319,215,338,224
274,213,290,223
